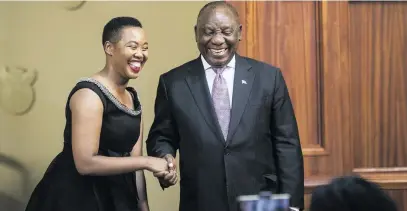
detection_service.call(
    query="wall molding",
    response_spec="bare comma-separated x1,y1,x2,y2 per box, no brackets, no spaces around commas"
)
353,167,407,189
302,145,329,156
304,176,332,194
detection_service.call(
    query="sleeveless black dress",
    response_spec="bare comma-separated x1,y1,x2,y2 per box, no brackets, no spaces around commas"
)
25,78,142,211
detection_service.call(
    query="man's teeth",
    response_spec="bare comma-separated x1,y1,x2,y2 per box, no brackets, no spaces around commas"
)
210,49,226,54
129,62,141,67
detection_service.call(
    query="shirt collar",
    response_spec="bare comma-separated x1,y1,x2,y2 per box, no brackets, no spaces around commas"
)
200,54,236,71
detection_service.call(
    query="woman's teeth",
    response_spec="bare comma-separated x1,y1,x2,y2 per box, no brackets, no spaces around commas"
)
129,62,141,68
129,62,141,72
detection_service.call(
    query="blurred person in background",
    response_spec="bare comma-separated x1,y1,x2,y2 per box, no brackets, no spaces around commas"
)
310,175,398,211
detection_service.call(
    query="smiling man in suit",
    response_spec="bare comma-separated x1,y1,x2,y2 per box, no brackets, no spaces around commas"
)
146,1,304,211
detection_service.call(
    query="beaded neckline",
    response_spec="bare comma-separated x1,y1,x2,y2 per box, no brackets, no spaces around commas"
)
78,77,142,116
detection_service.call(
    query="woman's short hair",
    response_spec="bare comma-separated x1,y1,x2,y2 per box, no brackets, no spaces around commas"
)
102,16,142,45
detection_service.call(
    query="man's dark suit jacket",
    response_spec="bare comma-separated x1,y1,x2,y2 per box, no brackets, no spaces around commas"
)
146,54,304,211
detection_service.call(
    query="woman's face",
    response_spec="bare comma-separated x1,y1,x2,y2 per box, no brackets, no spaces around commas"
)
107,26,149,79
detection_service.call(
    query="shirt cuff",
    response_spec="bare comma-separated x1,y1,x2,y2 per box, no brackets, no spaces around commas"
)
290,207,299,211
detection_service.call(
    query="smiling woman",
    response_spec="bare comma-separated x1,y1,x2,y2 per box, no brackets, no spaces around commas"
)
23,16,171,211
102,18,148,80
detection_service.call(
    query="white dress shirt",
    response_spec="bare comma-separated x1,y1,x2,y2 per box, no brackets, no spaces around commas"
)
200,54,299,211
201,55,235,107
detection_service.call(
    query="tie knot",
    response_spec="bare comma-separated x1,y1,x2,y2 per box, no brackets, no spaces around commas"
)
212,66,226,75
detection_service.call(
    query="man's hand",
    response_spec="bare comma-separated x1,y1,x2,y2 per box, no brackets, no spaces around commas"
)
153,154,178,188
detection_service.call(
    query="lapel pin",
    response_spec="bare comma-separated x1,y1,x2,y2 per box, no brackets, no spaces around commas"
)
242,80,247,84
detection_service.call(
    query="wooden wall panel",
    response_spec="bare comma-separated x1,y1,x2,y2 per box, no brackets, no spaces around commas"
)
387,190,407,211
228,0,407,210
348,3,407,210
233,1,323,156
348,2,407,169
228,1,337,188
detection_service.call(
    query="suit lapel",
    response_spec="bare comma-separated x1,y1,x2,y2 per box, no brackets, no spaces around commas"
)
184,57,226,144
226,55,254,144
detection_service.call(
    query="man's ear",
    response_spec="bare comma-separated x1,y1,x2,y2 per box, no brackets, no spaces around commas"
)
104,41,114,56
238,24,242,41
194,25,198,42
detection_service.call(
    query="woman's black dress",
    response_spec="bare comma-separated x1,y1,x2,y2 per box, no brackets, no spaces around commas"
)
25,78,142,211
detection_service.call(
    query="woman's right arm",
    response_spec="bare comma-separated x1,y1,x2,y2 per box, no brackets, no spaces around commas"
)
70,88,167,176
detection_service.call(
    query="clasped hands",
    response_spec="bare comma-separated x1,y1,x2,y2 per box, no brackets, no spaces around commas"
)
153,154,178,188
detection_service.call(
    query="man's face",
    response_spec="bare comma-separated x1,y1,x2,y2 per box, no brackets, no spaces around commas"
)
195,7,242,67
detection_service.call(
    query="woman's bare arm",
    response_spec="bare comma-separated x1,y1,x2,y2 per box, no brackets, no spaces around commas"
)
70,88,156,176
131,119,150,211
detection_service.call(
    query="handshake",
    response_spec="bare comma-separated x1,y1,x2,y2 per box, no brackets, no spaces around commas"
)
148,154,178,188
